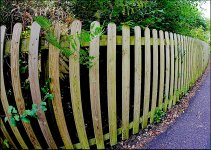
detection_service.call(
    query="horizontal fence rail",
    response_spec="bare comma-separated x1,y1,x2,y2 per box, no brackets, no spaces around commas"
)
0,20,210,149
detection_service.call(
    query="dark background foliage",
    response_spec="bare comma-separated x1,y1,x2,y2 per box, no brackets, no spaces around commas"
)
0,0,210,42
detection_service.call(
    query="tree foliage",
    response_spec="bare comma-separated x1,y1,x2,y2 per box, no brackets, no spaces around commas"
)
0,0,210,43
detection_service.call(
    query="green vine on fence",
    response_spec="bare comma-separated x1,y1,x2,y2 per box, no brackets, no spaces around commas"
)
34,16,104,68
4,78,53,127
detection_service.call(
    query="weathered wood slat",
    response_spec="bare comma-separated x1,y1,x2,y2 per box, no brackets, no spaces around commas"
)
121,25,130,140
168,32,175,109
89,21,105,149
158,30,165,109
180,35,184,95
142,27,151,128
49,23,73,149
0,25,28,149
69,20,89,149
173,33,178,105
28,22,57,149
133,26,142,134
177,35,182,101
150,29,158,123
0,119,17,149
183,36,187,90
107,23,117,145
10,23,41,149
164,31,170,112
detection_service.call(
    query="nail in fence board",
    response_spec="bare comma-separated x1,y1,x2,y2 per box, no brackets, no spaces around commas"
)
107,23,117,145
89,21,105,149
10,23,41,148
49,23,73,149
28,22,57,149
0,25,28,149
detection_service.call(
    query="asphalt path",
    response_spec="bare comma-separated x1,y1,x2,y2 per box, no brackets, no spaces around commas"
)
144,67,211,149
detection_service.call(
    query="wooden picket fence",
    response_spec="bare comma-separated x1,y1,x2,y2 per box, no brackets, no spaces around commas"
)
0,20,210,149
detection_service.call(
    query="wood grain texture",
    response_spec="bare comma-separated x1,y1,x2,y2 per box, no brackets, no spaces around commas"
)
0,119,17,149
173,33,178,105
133,26,142,134
0,25,28,149
142,27,151,128
28,22,57,149
69,20,89,149
180,35,184,94
121,25,130,140
177,35,182,101
107,23,117,146
150,29,158,123
89,21,105,149
49,23,73,149
168,32,175,109
158,30,165,109
164,31,170,112
10,23,41,149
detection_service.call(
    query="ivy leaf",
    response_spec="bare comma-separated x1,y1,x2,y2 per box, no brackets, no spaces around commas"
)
12,107,18,114
3,139,9,148
40,102,47,112
4,117,8,123
8,106,13,114
10,117,16,127
21,117,30,124
14,114,20,121
41,87,47,94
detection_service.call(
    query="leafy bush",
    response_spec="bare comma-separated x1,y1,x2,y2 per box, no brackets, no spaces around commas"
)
153,108,166,124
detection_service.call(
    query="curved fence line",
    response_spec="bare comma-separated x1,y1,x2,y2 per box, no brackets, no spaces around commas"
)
0,20,210,149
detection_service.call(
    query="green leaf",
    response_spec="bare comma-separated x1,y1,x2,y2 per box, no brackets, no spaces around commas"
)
34,16,52,30
41,87,47,94
4,117,8,123
3,139,9,148
21,117,30,124
12,107,17,114
8,106,13,114
10,117,16,127
14,114,20,121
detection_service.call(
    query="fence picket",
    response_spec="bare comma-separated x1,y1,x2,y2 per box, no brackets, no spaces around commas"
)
173,33,178,105
49,23,73,149
107,23,117,145
142,27,151,128
164,32,170,112
158,30,165,109
168,32,175,109
69,20,89,149
133,26,142,134
150,29,158,123
177,35,182,101
1,21,209,149
89,21,105,149
0,25,28,149
28,22,57,149
122,25,130,140
10,23,41,149
0,119,17,149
